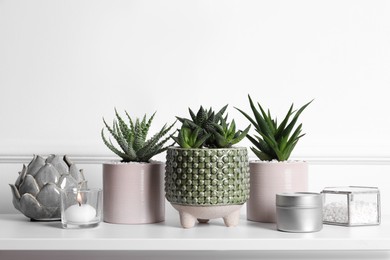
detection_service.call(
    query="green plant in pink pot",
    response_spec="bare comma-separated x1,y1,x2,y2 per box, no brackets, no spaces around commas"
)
101,109,175,224
236,95,313,223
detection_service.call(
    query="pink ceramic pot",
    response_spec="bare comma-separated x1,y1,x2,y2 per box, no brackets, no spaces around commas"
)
247,161,308,223
103,161,165,224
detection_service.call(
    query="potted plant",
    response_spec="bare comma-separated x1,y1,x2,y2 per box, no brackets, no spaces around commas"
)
165,105,251,228
236,95,313,223
101,109,175,224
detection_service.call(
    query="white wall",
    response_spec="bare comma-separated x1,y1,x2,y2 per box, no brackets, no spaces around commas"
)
1,0,390,157
1,1,390,213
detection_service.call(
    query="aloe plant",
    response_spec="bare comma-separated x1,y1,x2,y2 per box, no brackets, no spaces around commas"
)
102,109,175,162
236,95,313,161
174,105,250,148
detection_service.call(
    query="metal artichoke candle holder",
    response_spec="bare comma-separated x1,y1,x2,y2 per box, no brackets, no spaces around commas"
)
9,154,86,221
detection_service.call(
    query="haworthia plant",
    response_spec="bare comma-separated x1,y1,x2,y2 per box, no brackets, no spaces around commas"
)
101,109,175,162
173,105,250,148
236,95,313,161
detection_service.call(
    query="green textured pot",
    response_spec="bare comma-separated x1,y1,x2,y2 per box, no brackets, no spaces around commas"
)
165,147,250,228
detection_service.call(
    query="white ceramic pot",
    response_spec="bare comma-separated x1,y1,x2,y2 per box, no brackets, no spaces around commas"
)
103,161,165,224
246,160,308,223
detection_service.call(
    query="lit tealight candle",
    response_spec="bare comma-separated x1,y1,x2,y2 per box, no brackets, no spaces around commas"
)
64,204,97,223
64,192,96,223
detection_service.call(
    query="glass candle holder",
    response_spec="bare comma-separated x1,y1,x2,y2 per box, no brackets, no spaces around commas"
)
61,188,102,228
322,186,380,226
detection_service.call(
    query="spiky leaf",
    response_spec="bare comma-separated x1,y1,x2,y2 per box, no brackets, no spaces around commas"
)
173,105,248,148
102,110,175,162
237,95,312,161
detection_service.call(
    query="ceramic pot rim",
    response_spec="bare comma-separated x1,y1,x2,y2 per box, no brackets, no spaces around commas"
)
168,146,247,151
102,160,164,165
171,203,245,207
249,160,307,164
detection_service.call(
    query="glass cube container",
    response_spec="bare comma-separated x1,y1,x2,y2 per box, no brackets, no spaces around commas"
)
322,186,380,226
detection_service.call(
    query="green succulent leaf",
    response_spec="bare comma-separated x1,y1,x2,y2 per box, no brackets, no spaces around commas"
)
237,95,313,161
215,104,228,121
102,110,175,162
172,123,210,148
189,108,196,122
101,129,132,161
172,104,248,148
248,95,273,139
230,125,251,145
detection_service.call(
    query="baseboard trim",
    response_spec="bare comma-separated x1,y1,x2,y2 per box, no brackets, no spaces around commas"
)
1,154,390,165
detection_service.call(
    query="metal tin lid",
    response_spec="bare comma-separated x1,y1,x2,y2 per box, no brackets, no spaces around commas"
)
276,192,322,208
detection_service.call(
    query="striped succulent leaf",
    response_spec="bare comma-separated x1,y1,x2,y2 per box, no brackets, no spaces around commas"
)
102,110,175,162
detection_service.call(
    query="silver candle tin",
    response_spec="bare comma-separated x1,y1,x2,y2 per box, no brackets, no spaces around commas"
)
276,192,323,233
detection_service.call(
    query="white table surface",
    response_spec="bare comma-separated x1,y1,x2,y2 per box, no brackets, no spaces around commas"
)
1,209,389,251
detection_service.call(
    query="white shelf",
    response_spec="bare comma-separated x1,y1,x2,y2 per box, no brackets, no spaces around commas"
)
1,207,390,252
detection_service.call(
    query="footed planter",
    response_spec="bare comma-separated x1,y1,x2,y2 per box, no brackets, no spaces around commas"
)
165,147,250,228
103,161,165,224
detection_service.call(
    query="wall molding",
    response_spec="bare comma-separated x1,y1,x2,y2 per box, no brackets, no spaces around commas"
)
0,155,119,165
1,154,390,165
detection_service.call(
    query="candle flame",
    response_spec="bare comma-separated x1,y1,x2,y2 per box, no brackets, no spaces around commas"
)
77,192,82,206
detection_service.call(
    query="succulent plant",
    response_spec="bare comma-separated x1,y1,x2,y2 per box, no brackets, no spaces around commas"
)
212,117,249,148
102,109,176,162
172,122,211,149
236,95,313,161
9,155,86,220
174,105,250,148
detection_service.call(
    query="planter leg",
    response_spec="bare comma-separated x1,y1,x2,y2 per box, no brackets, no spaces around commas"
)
223,209,240,227
179,211,196,228
197,218,209,224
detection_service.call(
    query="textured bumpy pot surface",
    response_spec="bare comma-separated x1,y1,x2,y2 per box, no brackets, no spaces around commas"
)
165,147,249,228
103,161,165,224
247,160,308,223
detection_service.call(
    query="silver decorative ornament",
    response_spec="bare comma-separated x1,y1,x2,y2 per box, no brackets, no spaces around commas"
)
9,155,86,221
